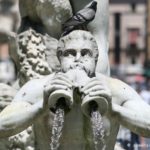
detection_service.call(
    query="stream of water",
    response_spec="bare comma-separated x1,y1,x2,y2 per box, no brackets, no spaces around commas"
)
50,108,65,150
91,110,106,150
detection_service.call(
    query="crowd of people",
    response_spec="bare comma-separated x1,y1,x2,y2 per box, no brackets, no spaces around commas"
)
0,42,16,85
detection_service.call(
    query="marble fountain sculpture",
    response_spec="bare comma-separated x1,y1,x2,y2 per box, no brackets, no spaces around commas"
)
0,0,150,150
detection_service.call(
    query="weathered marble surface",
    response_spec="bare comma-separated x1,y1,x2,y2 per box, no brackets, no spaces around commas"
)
0,84,34,150
1,1,147,150
19,0,73,38
18,0,110,75
0,30,150,150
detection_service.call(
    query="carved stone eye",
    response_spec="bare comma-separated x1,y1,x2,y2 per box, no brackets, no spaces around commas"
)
63,49,76,57
81,49,92,57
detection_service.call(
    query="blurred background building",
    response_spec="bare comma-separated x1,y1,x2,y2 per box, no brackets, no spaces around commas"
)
110,1,150,150
109,0,147,82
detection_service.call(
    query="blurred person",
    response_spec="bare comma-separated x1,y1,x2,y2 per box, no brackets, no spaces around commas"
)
117,126,131,150
130,131,141,150
139,85,150,150
0,42,16,85
127,83,141,150
140,86,150,105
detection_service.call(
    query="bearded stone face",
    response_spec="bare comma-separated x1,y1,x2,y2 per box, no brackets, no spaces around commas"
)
57,31,98,77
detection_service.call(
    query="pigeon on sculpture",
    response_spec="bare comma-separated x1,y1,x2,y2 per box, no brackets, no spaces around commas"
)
62,0,97,36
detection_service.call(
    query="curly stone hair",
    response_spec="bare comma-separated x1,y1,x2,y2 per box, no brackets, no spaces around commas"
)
57,30,99,61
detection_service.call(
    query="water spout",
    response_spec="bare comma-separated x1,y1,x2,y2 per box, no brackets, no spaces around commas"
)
81,97,108,150
50,98,66,150
49,88,73,150
90,102,106,150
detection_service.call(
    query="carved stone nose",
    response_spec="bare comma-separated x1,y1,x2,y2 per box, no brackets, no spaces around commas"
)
75,52,81,62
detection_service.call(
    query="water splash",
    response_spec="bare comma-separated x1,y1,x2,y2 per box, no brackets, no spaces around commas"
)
91,110,106,150
50,108,64,150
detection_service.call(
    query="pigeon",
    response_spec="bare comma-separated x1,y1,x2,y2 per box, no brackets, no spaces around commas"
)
61,0,97,36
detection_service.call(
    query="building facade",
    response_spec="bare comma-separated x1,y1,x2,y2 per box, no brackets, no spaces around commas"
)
109,0,146,69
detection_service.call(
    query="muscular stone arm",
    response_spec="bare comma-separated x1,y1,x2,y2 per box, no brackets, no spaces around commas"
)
109,78,150,137
112,101,150,137
0,76,52,138
0,100,44,138
0,73,73,138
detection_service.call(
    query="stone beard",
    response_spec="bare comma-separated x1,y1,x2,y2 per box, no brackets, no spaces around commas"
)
57,30,99,77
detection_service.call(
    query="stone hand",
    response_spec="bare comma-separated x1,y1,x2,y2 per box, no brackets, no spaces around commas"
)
43,73,74,109
81,76,112,105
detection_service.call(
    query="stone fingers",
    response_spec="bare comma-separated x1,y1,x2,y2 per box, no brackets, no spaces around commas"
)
55,73,74,86
83,85,105,95
81,78,106,92
51,80,72,89
80,77,112,103
89,89,111,101
44,84,68,97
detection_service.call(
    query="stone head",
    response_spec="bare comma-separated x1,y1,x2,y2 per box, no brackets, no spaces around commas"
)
57,30,98,77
